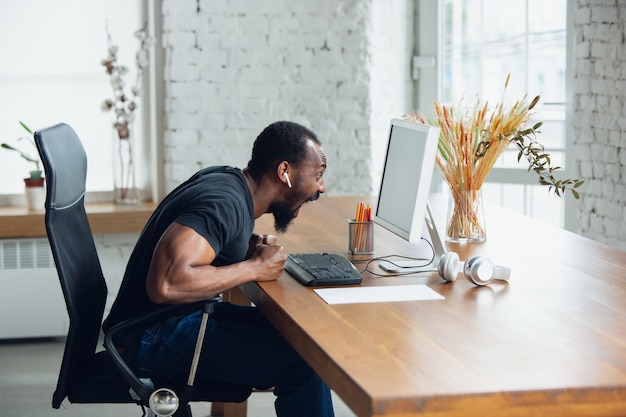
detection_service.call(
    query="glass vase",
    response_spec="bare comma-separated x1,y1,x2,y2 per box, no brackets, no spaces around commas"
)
445,187,486,243
112,124,140,206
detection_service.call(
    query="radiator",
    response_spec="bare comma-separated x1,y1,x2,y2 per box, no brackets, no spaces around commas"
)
0,238,68,339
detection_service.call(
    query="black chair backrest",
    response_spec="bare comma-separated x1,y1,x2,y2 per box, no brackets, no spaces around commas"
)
34,123,108,409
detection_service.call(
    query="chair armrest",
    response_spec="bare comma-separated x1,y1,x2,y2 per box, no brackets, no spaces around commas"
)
103,296,222,406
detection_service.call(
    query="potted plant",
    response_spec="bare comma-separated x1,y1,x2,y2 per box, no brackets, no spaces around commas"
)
1,121,45,210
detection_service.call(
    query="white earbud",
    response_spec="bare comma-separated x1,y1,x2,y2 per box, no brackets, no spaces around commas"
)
283,172,292,188
438,252,510,286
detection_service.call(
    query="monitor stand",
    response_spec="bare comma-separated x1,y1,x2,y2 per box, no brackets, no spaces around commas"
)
378,204,445,273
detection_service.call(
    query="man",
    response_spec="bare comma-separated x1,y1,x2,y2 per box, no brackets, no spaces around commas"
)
103,121,333,416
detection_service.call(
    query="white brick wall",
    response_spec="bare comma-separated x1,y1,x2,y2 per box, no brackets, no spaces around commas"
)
157,0,624,252
160,0,414,195
572,0,626,251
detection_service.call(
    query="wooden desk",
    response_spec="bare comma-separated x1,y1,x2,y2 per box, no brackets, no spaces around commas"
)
242,196,626,417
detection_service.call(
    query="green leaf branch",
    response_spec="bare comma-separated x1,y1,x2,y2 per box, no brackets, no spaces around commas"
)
502,122,584,199
1,121,42,180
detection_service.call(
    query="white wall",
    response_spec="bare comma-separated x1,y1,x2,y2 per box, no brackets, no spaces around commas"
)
160,0,414,196
368,0,415,191
95,234,137,314
571,0,626,251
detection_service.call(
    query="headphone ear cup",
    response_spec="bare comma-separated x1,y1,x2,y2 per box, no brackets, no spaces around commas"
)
463,256,495,286
438,252,460,282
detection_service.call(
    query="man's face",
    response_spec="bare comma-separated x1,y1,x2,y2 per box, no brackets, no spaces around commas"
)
271,140,327,233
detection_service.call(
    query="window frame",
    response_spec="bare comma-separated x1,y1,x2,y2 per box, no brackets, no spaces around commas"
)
0,0,163,206
415,0,577,231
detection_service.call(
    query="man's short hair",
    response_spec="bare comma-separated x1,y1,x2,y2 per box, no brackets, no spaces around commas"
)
246,121,320,178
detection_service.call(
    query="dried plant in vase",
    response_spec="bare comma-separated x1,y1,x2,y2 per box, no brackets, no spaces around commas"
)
101,23,152,205
101,23,152,140
406,75,584,242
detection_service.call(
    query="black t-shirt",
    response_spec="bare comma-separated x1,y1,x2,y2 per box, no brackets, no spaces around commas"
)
102,166,254,333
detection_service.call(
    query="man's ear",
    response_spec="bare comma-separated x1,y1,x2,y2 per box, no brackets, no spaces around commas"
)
277,161,291,187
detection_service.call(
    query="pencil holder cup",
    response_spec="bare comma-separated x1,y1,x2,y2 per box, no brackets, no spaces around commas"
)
348,219,374,255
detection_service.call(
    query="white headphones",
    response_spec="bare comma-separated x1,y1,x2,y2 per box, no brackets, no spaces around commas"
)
438,252,510,286
283,172,292,188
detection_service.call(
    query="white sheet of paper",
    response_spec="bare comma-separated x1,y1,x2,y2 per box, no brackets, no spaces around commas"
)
314,284,444,305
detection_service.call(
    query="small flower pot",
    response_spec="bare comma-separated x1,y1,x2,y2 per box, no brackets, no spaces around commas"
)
24,177,45,211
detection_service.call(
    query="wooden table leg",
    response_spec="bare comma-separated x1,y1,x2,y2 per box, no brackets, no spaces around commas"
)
222,286,252,306
210,402,225,416
210,286,252,416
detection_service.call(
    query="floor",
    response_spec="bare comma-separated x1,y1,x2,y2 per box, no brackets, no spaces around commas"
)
0,337,357,417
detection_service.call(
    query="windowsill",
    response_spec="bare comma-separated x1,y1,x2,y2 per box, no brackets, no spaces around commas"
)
0,202,157,239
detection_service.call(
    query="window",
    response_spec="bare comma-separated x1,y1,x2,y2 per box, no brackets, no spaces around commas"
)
441,0,566,169
0,0,146,199
417,0,572,229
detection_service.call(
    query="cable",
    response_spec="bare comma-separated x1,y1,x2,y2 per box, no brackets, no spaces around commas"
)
352,237,438,277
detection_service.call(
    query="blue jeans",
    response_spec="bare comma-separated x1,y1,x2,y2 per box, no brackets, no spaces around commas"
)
122,302,335,417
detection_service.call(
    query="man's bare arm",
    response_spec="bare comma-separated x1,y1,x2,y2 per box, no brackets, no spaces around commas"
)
146,222,286,304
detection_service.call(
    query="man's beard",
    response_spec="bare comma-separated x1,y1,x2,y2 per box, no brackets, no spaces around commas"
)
271,191,320,233
272,205,294,233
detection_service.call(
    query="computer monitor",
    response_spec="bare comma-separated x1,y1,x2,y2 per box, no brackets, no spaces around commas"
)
374,118,439,242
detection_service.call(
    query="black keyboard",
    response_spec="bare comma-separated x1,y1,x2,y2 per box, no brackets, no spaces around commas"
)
285,253,362,286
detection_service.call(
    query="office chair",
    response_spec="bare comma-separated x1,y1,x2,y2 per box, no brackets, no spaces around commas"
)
35,123,252,417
